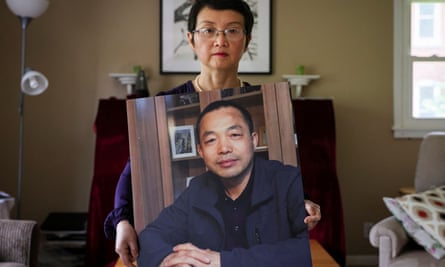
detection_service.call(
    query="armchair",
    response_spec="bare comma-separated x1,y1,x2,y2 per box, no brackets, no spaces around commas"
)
369,132,445,267
0,219,39,267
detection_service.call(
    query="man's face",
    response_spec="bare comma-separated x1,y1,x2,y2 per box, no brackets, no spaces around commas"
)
197,106,258,180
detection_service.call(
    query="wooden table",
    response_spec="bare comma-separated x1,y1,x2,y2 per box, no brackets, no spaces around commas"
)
310,239,340,267
115,239,339,267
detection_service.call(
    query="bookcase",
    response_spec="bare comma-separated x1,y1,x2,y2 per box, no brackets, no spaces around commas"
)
126,81,297,232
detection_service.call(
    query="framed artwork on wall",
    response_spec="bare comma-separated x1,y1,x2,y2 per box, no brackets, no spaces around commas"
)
169,125,197,159
160,0,272,74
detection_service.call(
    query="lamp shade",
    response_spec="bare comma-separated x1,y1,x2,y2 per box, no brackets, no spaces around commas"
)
21,70,48,95
6,0,49,18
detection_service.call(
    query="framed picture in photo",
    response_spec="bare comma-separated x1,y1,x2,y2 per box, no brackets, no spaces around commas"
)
160,0,272,74
169,125,197,159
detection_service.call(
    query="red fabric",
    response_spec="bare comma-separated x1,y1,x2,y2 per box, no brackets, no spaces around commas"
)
292,99,346,267
84,99,129,267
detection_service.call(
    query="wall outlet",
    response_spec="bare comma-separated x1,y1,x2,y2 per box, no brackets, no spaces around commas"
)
363,222,374,239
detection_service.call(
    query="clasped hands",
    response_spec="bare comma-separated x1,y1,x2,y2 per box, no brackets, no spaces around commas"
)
160,243,220,267
159,199,322,267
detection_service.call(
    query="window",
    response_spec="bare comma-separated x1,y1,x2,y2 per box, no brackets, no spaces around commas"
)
393,0,445,138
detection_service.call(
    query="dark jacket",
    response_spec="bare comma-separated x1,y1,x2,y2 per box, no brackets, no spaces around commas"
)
137,157,312,267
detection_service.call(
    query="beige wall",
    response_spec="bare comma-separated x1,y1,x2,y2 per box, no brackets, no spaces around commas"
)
0,0,421,256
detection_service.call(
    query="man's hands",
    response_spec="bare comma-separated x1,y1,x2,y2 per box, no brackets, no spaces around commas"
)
304,200,321,230
156,201,320,267
115,220,139,267
115,202,319,267
160,243,221,267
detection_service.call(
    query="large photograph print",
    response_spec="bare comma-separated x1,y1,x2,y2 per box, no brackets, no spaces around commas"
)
160,0,271,74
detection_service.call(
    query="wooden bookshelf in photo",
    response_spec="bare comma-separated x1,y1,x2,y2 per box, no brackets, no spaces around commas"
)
126,82,297,233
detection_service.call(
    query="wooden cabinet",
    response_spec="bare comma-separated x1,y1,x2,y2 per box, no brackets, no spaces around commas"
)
126,82,297,232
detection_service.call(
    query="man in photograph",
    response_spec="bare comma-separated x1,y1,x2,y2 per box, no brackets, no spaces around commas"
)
138,100,312,267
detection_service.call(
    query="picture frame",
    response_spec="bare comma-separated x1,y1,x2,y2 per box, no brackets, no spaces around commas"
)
169,125,197,159
160,0,272,74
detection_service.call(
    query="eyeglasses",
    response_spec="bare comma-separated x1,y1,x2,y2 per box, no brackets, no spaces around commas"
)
192,28,245,41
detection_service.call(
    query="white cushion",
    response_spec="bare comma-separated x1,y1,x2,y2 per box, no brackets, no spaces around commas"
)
397,186,445,248
384,196,445,259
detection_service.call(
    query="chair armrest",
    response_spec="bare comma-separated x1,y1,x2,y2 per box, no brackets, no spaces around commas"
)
0,219,40,267
369,216,409,258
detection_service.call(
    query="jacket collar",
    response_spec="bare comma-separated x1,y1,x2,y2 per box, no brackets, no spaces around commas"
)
192,157,274,210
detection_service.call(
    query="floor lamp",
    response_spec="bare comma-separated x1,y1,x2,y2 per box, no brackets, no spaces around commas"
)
6,0,50,219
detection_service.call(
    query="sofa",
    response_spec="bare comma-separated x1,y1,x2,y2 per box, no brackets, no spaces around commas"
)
0,219,39,267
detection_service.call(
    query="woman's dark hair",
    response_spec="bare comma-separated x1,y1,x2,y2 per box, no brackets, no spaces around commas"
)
188,0,254,39
195,100,254,145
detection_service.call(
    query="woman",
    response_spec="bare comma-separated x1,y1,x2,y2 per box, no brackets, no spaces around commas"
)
104,1,321,266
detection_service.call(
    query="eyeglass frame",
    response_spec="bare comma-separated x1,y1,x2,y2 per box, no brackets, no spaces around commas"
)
191,27,246,41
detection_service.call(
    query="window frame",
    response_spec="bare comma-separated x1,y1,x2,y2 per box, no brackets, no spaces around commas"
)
393,0,445,138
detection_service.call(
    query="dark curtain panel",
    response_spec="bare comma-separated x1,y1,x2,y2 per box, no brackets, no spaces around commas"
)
293,98,346,267
84,99,129,267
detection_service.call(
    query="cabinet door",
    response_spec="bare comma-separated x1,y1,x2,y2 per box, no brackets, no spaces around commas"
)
267,82,298,166
127,97,165,233
127,82,296,232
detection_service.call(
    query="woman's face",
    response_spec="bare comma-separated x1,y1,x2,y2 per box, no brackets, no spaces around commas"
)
187,7,250,73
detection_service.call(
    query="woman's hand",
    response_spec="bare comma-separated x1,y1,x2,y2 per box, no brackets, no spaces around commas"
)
304,200,321,230
115,220,139,267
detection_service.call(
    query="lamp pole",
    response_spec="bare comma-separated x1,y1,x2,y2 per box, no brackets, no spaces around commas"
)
6,0,49,220
16,17,31,219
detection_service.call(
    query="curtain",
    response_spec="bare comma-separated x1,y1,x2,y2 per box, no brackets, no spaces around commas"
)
84,98,129,267
293,98,346,267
